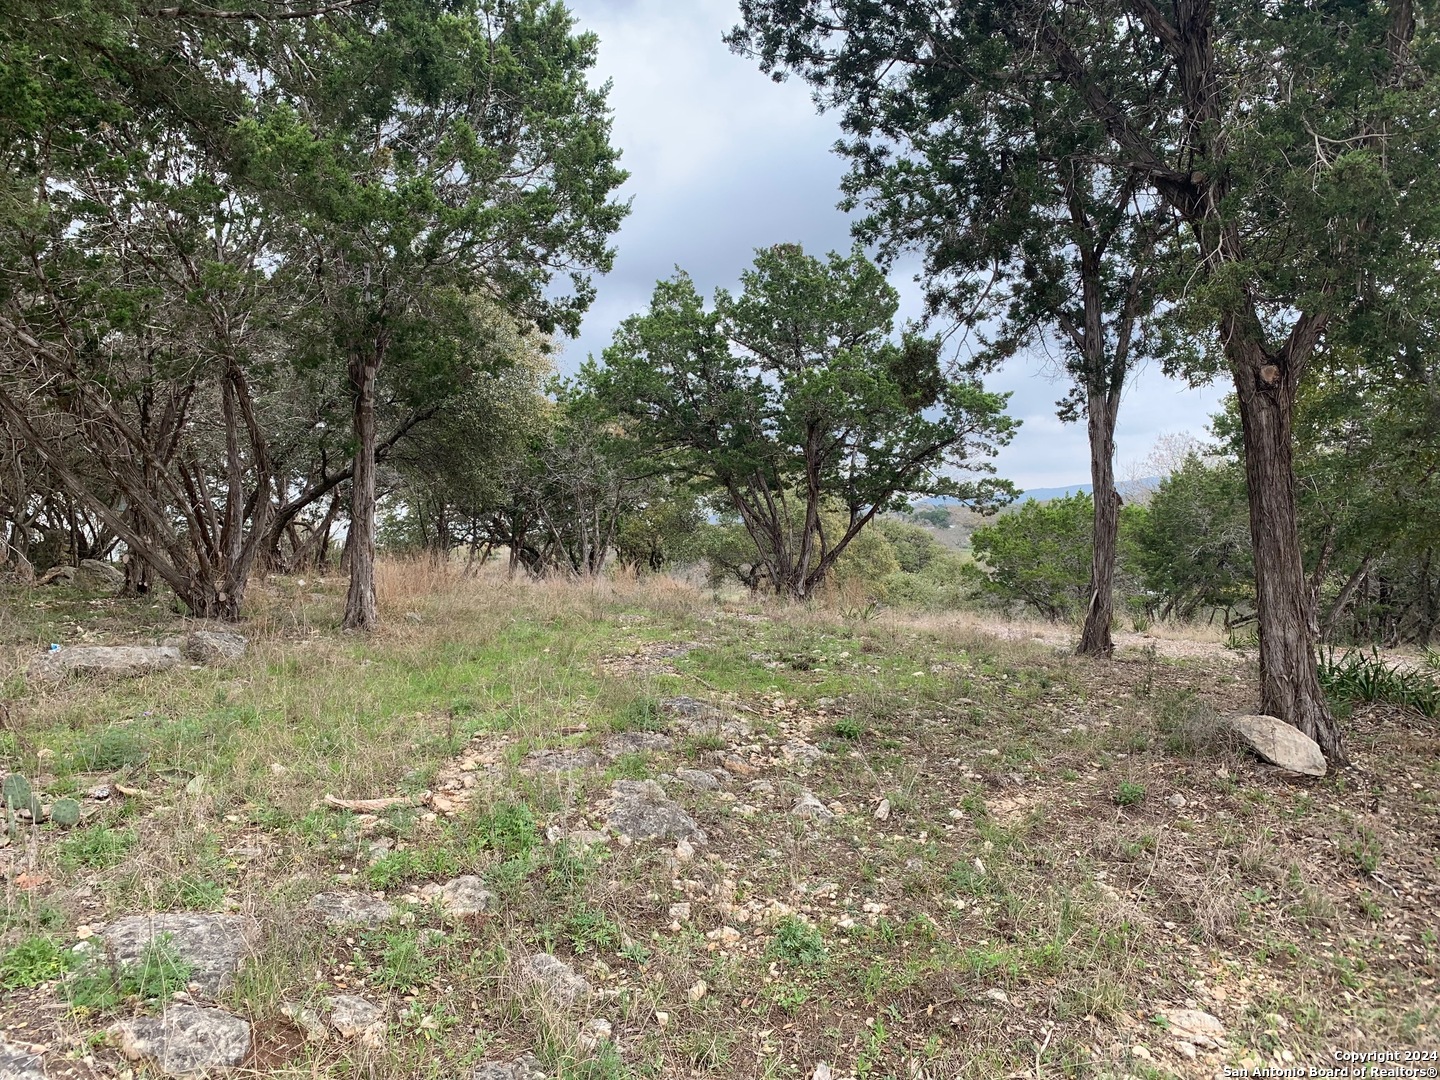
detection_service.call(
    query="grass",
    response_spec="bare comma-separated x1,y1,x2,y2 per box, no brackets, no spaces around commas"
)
0,563,1435,1077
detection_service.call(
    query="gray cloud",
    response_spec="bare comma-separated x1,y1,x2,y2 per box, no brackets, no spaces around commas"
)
561,0,1220,489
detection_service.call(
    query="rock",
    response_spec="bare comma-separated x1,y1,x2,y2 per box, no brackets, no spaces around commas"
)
1161,1007,1226,1047
791,792,834,821
601,732,674,758
110,1006,251,1075
0,1042,45,1080
781,739,824,766
811,1065,833,1080
544,824,609,850
100,913,257,995
716,753,759,778
874,799,891,821
1231,715,1327,777
27,645,181,684
674,768,721,791
180,629,248,663
278,1002,328,1043
577,1017,612,1051
37,565,75,586
982,988,1010,1006
309,892,396,927
668,902,691,921
747,779,775,796
325,994,385,1038
521,953,591,1005
76,559,125,591
523,748,600,773
419,875,494,917
661,697,750,739
1165,793,1187,810
687,980,707,1001
471,1055,547,1080
607,780,706,843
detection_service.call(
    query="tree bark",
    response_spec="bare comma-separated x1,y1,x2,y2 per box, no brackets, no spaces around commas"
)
1233,360,1347,764
343,349,380,631
1078,387,1121,657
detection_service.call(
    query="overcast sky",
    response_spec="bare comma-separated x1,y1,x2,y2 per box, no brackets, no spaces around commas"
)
559,0,1221,492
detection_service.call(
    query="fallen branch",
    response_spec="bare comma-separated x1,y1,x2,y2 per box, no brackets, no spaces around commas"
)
322,793,418,812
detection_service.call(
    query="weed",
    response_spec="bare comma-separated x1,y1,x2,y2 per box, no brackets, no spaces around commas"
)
364,846,462,889
57,825,137,871
0,935,78,989
63,937,193,1013
1317,647,1440,718
1342,826,1383,876
1113,781,1147,807
833,716,865,740
767,915,827,969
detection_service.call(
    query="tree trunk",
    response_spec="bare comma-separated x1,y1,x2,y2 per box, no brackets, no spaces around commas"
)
1234,367,1347,765
343,350,380,631
1078,388,1121,658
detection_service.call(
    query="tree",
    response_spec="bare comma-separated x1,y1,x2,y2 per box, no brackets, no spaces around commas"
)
238,0,629,630
589,244,1017,600
970,494,1097,620
730,0,1440,763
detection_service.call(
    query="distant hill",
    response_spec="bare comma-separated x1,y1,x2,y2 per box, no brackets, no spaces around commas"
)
1014,483,1091,503
915,477,1161,508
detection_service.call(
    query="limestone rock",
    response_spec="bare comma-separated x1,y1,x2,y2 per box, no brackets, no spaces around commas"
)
471,1054,547,1080
181,629,248,663
309,892,396,927
781,739,824,766
419,875,494,917
544,824,609,850
601,731,674,758
111,1005,251,1076
674,768,721,791
521,953,591,1005
523,748,600,773
1231,715,1327,777
1161,1007,1226,1048
791,792,834,821
325,994,385,1038
607,780,706,843
661,697,750,739
100,913,257,995
0,1042,45,1080
577,1018,612,1051
28,645,181,684
76,559,125,591
37,565,75,586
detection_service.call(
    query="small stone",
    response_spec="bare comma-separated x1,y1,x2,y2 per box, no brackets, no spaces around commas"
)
811,1065,833,1080
602,732,674,758
577,1017,612,1051
279,1002,328,1043
544,825,610,850
110,1006,251,1075
0,1041,45,1080
607,780,706,843
674,838,696,862
1174,1040,1198,1061
668,902,691,921
179,629,248,663
791,792,834,821
654,1011,669,1028
687,980,708,1002
1130,1045,1151,1061
874,799,891,821
523,748,600,773
1160,1007,1226,1047
781,739,824,765
1165,793,1187,810
747,779,775,795
309,892,396,927
419,876,495,917
326,994,385,1038
718,753,759,778
522,953,591,1005
983,988,1010,1006
675,768,721,791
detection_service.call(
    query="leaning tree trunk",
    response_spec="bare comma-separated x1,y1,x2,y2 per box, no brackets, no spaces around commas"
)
343,349,380,632
1078,388,1121,658
1233,358,1347,764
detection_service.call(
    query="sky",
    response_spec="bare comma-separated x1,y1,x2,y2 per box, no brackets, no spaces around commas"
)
559,0,1222,492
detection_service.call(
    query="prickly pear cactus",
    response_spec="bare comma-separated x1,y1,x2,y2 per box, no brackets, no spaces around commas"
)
49,798,81,827
1,773,31,811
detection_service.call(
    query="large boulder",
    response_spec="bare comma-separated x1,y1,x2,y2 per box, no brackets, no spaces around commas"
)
76,559,125,592
27,645,181,684
1231,715,1327,777
179,629,248,663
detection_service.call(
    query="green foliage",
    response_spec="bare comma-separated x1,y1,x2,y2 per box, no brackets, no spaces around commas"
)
57,826,137,871
63,938,193,1013
0,935,78,989
471,802,540,858
1316,649,1440,719
767,915,827,969
1114,782,1147,807
590,243,1016,599
364,847,463,890
969,494,1096,620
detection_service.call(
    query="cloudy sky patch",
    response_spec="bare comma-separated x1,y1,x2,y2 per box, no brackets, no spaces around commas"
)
561,0,1221,491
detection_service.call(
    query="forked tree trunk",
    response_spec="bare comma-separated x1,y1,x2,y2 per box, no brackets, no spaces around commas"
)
1233,361,1347,764
343,350,380,631
1078,388,1121,657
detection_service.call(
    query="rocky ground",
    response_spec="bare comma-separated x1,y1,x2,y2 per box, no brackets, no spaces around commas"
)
0,572,1436,1078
